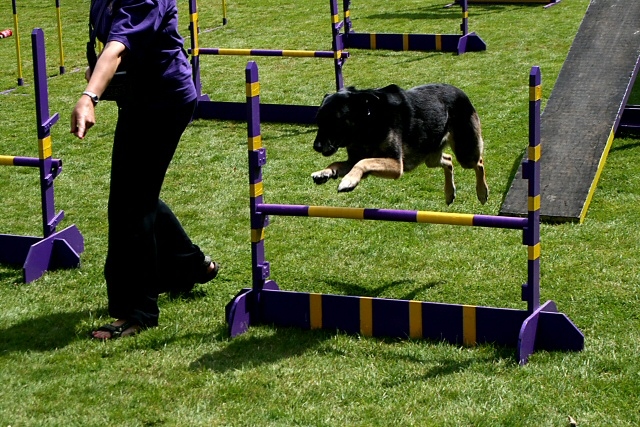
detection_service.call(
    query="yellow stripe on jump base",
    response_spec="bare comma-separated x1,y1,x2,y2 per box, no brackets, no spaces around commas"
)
403,34,409,51
529,85,542,102
310,293,322,329
435,34,442,51
248,135,262,151
360,297,373,336
38,136,52,159
369,33,377,50
246,81,260,97
528,242,541,261
250,228,265,243
528,144,541,162
462,305,476,346
308,206,365,219
249,182,263,198
528,195,540,211
409,300,423,339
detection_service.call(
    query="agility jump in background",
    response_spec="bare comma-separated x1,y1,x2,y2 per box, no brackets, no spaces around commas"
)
225,61,583,365
0,28,83,283
187,0,349,124
342,0,486,55
9,0,65,86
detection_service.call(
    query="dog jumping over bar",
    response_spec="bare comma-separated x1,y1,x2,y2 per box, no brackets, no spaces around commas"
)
311,84,488,205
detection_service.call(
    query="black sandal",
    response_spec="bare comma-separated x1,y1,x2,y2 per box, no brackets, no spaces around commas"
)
195,255,219,284
91,320,140,340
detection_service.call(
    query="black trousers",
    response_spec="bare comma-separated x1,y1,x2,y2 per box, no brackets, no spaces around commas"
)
104,98,204,327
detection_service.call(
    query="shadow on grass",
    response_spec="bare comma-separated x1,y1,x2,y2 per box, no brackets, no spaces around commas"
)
355,3,524,23
189,324,518,375
189,327,330,373
0,268,25,286
325,278,444,300
0,310,88,353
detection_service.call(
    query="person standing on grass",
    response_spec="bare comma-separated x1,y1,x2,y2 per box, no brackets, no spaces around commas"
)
70,0,219,339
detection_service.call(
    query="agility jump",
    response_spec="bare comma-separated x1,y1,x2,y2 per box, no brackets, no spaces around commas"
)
188,0,349,124
225,61,583,365
343,0,486,55
0,29,84,283
9,0,65,86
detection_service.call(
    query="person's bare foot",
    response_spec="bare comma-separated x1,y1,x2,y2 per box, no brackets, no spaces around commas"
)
91,319,141,340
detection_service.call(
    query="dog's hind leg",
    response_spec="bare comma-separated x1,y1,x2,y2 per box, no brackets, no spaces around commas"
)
474,158,489,205
425,151,456,205
449,112,489,204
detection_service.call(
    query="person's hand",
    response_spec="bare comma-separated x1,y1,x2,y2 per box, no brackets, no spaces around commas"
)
70,95,96,139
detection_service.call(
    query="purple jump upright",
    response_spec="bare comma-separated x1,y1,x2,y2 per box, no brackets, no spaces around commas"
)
225,61,583,365
343,0,486,55
188,0,348,124
0,28,84,283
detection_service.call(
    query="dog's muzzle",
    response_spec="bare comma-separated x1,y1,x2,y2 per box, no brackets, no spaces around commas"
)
314,138,338,156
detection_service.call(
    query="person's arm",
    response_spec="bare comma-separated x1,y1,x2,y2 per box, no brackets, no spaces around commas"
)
70,40,127,139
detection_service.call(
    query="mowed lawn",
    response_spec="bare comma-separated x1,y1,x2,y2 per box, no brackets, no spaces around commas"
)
1,0,639,426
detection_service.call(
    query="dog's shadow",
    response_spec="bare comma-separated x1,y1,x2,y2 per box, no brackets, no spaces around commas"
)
324,278,443,300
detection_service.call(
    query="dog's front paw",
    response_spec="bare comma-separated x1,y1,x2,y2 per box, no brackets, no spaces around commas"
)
311,169,335,185
337,176,359,192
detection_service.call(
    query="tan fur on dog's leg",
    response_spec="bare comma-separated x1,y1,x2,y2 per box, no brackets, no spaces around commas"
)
474,158,489,204
442,154,456,205
426,152,455,205
338,158,403,192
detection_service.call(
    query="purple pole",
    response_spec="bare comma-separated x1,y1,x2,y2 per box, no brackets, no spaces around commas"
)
330,0,346,91
32,28,62,238
460,0,469,35
522,66,542,313
188,0,203,100
246,61,271,290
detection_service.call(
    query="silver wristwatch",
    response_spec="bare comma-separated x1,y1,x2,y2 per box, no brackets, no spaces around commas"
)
82,91,99,105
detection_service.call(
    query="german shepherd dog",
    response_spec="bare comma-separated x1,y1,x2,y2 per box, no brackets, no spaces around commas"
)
311,84,488,205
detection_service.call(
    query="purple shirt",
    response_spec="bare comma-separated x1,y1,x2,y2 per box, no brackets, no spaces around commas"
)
92,0,196,106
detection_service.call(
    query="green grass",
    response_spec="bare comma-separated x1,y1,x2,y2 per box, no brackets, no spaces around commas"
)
1,0,640,425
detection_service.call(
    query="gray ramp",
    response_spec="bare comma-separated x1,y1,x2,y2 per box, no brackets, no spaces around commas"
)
499,0,640,223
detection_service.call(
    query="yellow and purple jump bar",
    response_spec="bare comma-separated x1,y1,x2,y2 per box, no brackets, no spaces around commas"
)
256,204,527,230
